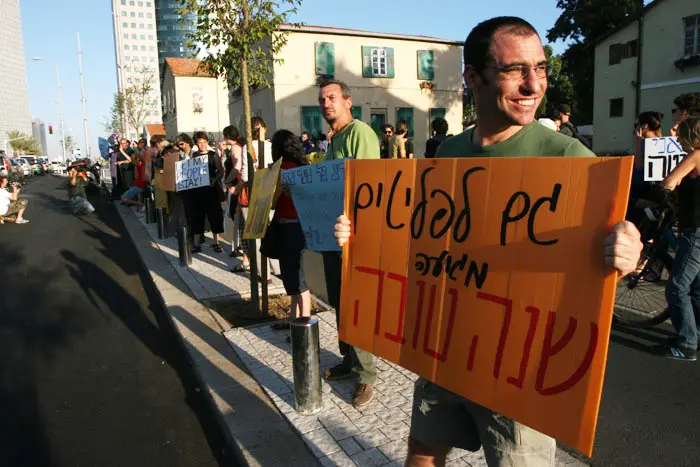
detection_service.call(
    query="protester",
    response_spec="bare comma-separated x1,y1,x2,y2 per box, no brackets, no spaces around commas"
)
658,116,700,361
537,117,558,131
380,124,394,159
299,131,313,154
269,130,312,330
110,138,134,199
223,125,244,258
627,111,664,224
190,131,225,253
0,174,29,224
68,164,95,214
670,92,700,136
177,133,194,160
319,78,380,408
317,134,329,153
425,117,450,158
121,152,148,206
334,16,642,466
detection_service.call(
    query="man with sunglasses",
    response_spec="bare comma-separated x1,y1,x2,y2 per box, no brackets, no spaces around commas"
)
334,16,642,467
670,92,700,137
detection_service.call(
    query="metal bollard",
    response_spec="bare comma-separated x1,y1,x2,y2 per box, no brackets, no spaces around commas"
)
146,198,157,223
136,192,144,212
177,225,192,267
156,207,167,239
291,317,323,414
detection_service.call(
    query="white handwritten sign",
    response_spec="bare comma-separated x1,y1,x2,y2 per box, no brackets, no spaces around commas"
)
176,155,210,191
644,137,687,182
284,159,345,252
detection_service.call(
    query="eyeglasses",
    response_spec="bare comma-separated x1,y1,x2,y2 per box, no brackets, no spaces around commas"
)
488,63,548,80
177,142,186,147
384,131,393,135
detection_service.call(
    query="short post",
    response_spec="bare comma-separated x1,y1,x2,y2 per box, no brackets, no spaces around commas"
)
156,207,167,239
146,197,157,223
137,192,144,212
291,317,323,414
177,225,192,267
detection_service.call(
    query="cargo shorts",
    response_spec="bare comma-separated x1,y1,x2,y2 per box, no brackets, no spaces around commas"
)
410,378,555,466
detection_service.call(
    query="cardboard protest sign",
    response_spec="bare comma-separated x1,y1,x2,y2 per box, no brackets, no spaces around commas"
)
176,155,209,192
284,159,345,251
243,158,282,239
162,154,178,191
153,172,168,211
644,136,686,181
340,157,633,456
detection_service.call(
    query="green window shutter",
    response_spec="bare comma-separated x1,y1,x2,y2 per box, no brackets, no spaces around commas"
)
417,50,434,80
362,46,373,77
315,42,335,76
429,108,446,122
301,106,322,140
396,107,414,138
386,47,395,78
351,106,362,121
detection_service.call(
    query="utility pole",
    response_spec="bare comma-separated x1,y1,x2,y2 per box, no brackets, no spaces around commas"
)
33,57,66,162
77,31,90,159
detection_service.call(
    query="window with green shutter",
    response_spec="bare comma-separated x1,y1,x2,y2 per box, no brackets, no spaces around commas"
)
396,107,414,138
315,42,335,77
351,106,362,121
429,108,446,123
301,106,323,140
362,46,395,78
417,50,434,80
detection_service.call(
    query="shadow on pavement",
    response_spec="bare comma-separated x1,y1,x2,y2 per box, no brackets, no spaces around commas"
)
610,321,675,355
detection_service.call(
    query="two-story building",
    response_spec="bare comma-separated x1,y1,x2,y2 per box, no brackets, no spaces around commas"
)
161,57,230,141
229,25,463,157
593,0,700,154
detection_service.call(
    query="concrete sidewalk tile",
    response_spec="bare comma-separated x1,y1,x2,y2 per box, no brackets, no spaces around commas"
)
382,459,406,467
350,448,389,466
319,451,356,467
377,439,409,461
326,421,361,441
355,429,390,450
338,437,364,456
303,428,342,458
352,414,384,432
379,421,410,441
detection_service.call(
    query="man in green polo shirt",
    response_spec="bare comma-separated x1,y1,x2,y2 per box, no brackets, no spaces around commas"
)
319,78,379,408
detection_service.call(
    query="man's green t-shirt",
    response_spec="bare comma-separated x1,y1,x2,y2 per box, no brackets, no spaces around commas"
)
324,119,380,161
436,122,594,158
70,175,87,198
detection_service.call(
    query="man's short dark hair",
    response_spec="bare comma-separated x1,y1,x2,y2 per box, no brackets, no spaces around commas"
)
396,120,409,135
318,78,352,99
162,144,179,155
177,133,193,146
674,92,700,114
431,117,448,135
193,131,208,142
383,124,394,132
555,103,571,115
151,134,166,147
251,116,266,129
464,16,539,72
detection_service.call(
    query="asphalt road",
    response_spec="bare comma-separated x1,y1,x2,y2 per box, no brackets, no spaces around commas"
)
0,175,237,466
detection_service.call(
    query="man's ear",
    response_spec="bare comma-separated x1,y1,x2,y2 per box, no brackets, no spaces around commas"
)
345,96,353,111
463,65,479,90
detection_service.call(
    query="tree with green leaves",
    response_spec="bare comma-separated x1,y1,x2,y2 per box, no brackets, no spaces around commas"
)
7,130,30,156
63,135,75,153
177,0,302,308
547,0,644,124
104,66,158,139
537,45,575,117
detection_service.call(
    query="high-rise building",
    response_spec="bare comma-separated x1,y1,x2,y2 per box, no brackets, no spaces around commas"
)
0,0,32,152
31,118,48,157
154,0,197,70
111,0,162,140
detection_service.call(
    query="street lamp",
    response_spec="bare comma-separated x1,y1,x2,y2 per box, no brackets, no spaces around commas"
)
33,57,67,163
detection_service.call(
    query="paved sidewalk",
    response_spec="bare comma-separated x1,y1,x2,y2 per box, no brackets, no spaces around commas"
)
118,202,589,466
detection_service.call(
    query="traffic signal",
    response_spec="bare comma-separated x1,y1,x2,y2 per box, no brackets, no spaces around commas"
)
48,125,53,135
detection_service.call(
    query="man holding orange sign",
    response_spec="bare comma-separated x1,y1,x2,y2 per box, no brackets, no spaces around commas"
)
334,16,643,467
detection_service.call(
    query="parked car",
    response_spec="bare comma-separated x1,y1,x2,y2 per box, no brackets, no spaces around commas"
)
16,158,32,177
20,156,44,175
1,155,25,184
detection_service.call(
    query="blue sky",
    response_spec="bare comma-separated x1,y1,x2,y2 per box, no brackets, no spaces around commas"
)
21,0,574,160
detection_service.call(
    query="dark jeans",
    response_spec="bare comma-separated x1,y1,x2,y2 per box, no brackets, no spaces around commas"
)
190,186,224,237
322,251,377,384
666,229,700,350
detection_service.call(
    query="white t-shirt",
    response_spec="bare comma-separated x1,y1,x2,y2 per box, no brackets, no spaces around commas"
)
0,189,12,216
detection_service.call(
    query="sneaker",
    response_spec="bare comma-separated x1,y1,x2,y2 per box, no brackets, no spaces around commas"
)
352,383,374,408
15,219,30,224
654,344,697,361
324,363,353,381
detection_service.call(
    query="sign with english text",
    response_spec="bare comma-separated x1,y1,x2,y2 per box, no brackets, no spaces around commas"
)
644,136,687,181
340,157,633,456
176,155,209,192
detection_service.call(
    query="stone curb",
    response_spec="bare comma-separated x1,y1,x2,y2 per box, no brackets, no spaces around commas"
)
115,203,319,466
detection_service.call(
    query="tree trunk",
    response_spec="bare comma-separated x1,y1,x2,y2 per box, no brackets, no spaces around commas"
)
241,2,260,308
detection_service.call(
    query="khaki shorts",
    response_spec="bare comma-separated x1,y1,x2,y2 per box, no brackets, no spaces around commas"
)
410,378,555,466
5,199,28,216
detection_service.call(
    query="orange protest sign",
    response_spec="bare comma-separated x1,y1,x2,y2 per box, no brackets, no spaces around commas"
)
162,154,178,192
340,157,633,456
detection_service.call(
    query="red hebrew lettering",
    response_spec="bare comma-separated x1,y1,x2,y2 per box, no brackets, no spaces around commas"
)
384,273,408,344
535,312,599,396
476,292,513,380
467,335,479,372
412,281,427,349
507,306,541,389
354,266,385,332
423,288,459,362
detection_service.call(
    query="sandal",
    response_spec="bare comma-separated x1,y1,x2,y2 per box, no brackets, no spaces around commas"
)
231,264,250,273
212,243,224,253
